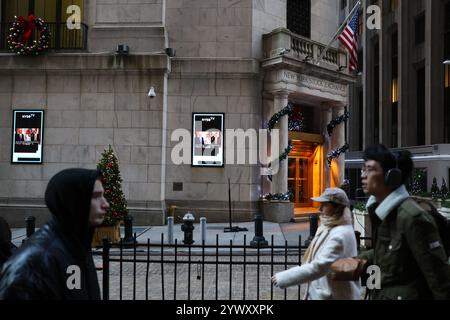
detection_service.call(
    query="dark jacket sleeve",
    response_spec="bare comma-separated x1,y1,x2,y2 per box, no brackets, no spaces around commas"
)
403,212,450,300
357,248,374,265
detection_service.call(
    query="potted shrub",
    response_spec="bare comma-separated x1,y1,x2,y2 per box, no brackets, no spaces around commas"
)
92,145,129,247
260,191,294,223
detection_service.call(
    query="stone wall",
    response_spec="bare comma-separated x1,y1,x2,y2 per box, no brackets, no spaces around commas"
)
87,0,166,53
0,55,168,227
166,0,253,58
311,0,339,46
252,0,287,58
165,58,262,221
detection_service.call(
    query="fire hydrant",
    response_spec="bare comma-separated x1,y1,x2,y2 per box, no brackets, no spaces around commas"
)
181,212,195,245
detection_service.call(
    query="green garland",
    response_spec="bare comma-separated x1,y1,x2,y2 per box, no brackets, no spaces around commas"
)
327,143,349,167
7,15,50,56
262,190,293,201
268,103,293,131
265,103,295,182
279,141,293,163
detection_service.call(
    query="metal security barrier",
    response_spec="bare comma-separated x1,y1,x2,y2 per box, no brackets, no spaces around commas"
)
96,234,306,301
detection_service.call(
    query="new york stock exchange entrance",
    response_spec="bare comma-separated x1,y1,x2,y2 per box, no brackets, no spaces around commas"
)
288,106,325,221
262,67,354,223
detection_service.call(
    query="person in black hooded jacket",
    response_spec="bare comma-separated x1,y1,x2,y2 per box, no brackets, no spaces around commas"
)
0,168,110,300
0,217,16,270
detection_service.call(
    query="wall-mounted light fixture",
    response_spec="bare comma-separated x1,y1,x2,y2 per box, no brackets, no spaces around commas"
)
116,44,129,55
149,48,176,57
164,48,176,57
148,86,156,98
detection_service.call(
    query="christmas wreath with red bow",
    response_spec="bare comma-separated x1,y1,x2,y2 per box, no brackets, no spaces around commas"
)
7,15,50,56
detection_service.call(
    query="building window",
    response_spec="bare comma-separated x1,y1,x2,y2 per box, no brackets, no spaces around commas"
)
1,0,83,22
445,64,450,89
358,89,363,150
391,78,399,103
287,0,311,38
445,4,450,142
357,50,363,73
417,66,426,145
358,11,364,36
1,0,85,50
390,0,398,11
374,41,380,145
415,13,425,45
341,0,347,10
391,32,398,147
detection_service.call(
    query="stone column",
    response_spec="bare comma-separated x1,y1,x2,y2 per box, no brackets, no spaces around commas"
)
322,104,332,188
272,91,289,194
331,105,345,188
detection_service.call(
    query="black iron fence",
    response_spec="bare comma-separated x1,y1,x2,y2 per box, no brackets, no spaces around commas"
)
0,22,88,51
95,234,307,301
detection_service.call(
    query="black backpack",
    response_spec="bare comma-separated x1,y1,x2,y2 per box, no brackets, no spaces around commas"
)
413,198,450,258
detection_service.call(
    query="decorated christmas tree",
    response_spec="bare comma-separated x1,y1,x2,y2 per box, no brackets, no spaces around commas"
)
97,145,128,226
410,170,425,196
431,177,440,200
441,178,450,200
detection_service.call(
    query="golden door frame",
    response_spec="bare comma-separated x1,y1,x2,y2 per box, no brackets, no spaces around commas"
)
288,132,324,208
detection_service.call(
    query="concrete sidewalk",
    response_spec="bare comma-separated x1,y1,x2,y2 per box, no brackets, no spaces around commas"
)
12,221,310,250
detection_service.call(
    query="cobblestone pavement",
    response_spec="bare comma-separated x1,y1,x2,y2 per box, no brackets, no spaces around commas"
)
95,254,308,301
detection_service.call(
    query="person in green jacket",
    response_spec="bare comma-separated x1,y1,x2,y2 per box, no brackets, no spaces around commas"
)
357,144,450,300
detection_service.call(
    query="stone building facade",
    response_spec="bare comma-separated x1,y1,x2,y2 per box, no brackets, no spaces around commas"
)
345,0,450,199
0,0,353,226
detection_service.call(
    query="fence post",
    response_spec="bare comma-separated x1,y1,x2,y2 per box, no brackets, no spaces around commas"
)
355,230,361,251
200,217,207,243
167,216,174,244
123,215,134,245
305,213,319,246
102,237,110,301
26,216,36,238
250,214,268,247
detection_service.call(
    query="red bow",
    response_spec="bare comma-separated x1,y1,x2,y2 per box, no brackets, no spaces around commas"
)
17,15,37,45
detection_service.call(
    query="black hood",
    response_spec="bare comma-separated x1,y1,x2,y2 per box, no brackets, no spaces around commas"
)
45,168,101,249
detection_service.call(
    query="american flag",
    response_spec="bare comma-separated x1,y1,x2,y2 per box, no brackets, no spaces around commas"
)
338,9,360,72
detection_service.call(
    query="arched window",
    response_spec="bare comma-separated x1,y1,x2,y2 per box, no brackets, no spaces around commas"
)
287,0,311,38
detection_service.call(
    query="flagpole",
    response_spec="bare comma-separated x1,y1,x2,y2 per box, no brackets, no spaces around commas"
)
315,0,361,66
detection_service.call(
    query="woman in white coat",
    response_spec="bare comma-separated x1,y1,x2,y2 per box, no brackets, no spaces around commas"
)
272,188,361,300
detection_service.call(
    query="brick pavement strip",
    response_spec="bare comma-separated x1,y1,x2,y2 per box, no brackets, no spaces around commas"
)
95,255,308,301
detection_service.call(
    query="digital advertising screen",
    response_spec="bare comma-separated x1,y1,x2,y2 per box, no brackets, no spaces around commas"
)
11,110,44,164
192,113,224,167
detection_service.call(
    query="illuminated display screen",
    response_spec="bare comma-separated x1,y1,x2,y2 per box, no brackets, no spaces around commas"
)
192,113,224,167
11,110,44,164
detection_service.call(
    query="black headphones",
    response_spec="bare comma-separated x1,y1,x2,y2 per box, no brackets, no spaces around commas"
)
384,152,402,188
